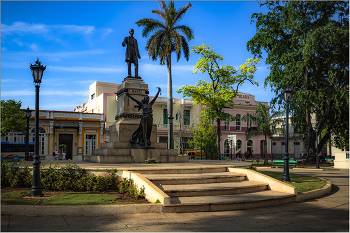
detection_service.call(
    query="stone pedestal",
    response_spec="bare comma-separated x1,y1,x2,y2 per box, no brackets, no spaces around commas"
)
82,77,188,163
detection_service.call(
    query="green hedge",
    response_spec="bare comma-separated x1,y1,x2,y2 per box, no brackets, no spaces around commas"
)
1,160,145,199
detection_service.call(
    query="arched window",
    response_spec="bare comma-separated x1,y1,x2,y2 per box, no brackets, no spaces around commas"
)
224,139,230,156
236,139,242,154
31,127,46,155
247,140,253,153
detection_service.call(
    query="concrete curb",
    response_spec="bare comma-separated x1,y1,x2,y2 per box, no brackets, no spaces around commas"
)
1,203,163,216
296,178,332,202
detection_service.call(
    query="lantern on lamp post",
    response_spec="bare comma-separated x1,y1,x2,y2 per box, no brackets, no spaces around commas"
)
30,58,46,196
24,107,32,161
282,88,292,182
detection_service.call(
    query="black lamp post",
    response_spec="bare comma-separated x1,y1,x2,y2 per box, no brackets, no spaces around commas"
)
200,134,203,160
30,58,46,197
315,125,319,169
24,107,32,161
282,88,292,182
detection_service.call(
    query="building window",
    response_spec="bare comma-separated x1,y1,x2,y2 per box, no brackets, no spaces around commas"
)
236,114,241,131
281,142,285,146
294,142,300,145
224,119,230,131
184,110,190,125
272,142,276,146
163,109,168,125
91,93,95,100
224,139,230,156
86,135,96,155
175,113,179,121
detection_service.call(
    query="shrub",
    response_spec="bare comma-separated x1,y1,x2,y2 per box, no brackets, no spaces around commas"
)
1,161,146,199
144,157,160,163
1,160,31,188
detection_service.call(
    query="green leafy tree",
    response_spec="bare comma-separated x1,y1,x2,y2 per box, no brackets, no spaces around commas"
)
188,118,219,160
177,43,260,155
242,103,285,165
135,0,194,149
1,99,27,137
247,1,349,161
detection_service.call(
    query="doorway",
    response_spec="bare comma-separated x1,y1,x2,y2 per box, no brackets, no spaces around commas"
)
59,134,73,159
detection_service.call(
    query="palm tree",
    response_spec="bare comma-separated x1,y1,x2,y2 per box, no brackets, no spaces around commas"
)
135,1,194,149
242,103,285,165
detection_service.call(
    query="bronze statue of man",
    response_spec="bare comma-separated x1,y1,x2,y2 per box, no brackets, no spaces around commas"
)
126,87,161,149
122,29,141,78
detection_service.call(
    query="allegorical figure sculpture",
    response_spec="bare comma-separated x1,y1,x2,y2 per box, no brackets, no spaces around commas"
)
126,87,161,149
122,29,141,78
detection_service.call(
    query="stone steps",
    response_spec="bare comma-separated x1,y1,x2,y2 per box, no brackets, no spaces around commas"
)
138,167,297,213
165,191,296,213
159,180,269,197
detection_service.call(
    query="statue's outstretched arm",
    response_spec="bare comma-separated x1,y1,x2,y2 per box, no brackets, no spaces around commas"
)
126,93,143,106
150,87,161,105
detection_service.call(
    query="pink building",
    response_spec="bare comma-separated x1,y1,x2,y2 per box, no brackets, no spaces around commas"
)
200,92,271,159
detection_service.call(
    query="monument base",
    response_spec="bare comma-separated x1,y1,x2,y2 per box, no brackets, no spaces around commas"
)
83,148,188,163
81,76,188,163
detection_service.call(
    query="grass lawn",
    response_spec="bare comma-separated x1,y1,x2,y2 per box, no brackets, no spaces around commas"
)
258,171,327,193
1,190,148,205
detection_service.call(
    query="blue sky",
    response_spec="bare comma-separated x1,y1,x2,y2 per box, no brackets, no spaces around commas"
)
1,1,273,111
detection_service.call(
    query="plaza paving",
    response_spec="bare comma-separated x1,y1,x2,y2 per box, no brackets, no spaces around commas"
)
1,160,349,232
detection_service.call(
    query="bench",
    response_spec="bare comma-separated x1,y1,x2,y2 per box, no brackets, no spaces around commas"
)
272,159,297,167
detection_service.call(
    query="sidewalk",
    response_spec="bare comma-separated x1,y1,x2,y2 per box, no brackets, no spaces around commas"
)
1,162,349,232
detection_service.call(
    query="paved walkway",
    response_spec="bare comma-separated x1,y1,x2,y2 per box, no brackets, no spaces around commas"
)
1,161,349,232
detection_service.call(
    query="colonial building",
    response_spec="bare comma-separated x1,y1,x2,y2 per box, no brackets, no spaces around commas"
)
1,110,104,160
214,92,272,159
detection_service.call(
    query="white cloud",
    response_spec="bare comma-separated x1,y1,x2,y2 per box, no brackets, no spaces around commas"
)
52,25,95,35
101,28,113,39
41,90,87,96
173,65,193,73
48,65,125,73
1,79,22,83
12,38,23,46
1,90,34,96
1,49,109,62
30,43,38,52
1,89,87,97
1,22,48,35
1,22,96,36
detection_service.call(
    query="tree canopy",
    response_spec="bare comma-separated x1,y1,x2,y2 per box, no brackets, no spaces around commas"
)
247,1,349,159
177,43,260,155
1,99,27,137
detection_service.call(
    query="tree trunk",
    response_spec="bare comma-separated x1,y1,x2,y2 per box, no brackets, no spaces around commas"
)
264,135,268,165
167,55,173,149
216,118,221,159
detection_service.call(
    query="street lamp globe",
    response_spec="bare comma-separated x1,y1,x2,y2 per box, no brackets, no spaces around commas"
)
30,58,46,84
284,88,293,102
25,107,32,119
